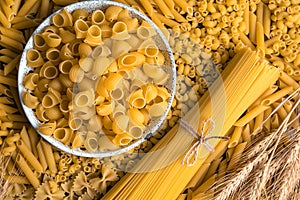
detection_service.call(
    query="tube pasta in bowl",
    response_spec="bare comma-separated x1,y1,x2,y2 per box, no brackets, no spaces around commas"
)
18,1,175,157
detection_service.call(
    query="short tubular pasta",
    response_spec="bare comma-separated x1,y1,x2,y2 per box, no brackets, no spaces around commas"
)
128,108,145,126
118,52,146,69
45,106,63,121
137,26,156,40
59,28,76,43
22,91,39,109
16,154,40,189
26,49,44,68
74,89,94,107
142,84,158,103
112,103,126,118
40,62,59,79
91,9,105,25
16,139,44,173
42,32,62,48
148,101,168,117
72,9,89,21
110,88,124,101
104,72,123,91
128,125,144,139
96,101,115,116
112,133,132,146
52,9,73,27
92,56,112,76
33,34,48,51
38,121,56,136
129,89,146,109
261,86,294,106
59,60,73,74
74,19,89,39
36,104,49,122
23,73,39,90
92,45,111,58
84,25,103,46
111,40,132,58
84,131,99,152
112,115,130,134
46,48,60,65
69,64,84,83
111,21,130,40
53,128,72,145
105,6,123,22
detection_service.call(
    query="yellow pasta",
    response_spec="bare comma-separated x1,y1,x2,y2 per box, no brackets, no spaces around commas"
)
4,175,30,184
0,9,10,28
193,174,216,195
249,12,257,44
138,0,154,17
263,4,271,38
112,133,132,146
111,40,132,59
256,22,265,57
41,139,57,175
52,8,73,27
173,0,193,15
22,91,39,109
111,21,130,40
241,124,251,143
148,101,168,117
105,6,123,22
228,126,243,148
261,86,294,105
15,154,40,189
74,19,89,39
234,105,270,127
84,131,99,152
37,121,56,136
227,142,247,170
112,115,130,134
279,71,300,90
16,139,44,172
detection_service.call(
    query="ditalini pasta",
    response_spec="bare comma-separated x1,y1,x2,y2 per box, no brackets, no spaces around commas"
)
22,5,172,152
103,48,280,199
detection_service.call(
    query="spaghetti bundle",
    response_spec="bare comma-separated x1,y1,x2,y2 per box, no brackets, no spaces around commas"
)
103,48,280,200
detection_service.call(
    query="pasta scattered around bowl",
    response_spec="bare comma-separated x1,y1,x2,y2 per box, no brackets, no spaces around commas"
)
18,1,176,157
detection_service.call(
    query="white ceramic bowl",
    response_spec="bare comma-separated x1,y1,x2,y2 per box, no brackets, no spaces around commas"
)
18,1,176,157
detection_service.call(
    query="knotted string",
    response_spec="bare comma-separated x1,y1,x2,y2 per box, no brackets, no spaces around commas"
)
180,118,230,166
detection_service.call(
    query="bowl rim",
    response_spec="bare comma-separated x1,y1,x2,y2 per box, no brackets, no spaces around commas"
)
18,0,176,158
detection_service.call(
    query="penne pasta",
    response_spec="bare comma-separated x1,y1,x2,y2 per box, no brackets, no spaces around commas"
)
15,154,40,189
256,22,265,57
16,139,44,172
261,86,294,106
40,139,57,175
234,105,270,127
227,142,247,171
249,12,257,44
228,126,243,148
263,4,271,38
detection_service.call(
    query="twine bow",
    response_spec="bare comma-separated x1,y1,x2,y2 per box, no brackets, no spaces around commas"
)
180,118,230,166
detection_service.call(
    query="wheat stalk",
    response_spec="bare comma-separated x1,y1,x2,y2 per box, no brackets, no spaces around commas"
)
211,89,300,199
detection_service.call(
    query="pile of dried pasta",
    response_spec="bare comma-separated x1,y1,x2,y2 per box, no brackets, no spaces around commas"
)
0,0,299,199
